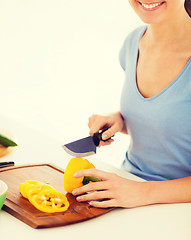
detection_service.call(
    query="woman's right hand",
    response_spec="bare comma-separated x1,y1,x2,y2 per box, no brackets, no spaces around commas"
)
88,112,127,146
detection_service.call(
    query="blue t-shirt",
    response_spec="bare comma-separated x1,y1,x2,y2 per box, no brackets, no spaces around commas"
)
120,26,191,181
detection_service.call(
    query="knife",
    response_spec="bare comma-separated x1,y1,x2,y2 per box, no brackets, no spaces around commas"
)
62,132,111,157
0,161,15,168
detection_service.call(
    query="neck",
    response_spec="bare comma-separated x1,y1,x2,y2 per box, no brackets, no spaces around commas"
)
145,10,191,49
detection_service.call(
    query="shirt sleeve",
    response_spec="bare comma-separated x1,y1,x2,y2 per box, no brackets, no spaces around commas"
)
119,26,147,72
119,40,126,71
119,33,131,71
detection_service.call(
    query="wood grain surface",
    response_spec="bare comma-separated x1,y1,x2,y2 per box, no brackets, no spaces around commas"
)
0,145,13,157
0,164,113,228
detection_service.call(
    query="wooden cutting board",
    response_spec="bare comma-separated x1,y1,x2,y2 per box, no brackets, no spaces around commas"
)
0,164,113,228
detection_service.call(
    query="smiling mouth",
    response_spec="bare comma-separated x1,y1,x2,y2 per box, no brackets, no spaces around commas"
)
138,1,165,10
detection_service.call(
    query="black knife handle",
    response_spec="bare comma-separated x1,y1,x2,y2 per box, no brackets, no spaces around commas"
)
0,161,15,168
92,131,114,146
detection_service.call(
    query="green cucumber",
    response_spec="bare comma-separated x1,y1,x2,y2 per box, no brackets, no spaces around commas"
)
0,134,17,147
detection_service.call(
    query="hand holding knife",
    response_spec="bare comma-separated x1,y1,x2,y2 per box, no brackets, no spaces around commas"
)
62,112,125,157
62,130,114,157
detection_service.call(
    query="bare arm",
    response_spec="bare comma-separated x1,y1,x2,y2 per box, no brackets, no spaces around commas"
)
147,176,191,205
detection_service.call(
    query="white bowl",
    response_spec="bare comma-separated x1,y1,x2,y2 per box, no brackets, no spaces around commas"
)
0,180,8,209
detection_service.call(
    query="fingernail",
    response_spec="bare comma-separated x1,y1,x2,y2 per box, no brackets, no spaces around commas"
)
73,172,78,177
76,196,81,201
102,134,108,140
72,189,77,195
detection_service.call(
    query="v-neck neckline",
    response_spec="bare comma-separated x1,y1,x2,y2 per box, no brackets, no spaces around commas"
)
134,26,191,101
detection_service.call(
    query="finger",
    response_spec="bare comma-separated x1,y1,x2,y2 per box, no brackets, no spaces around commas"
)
89,199,117,208
72,181,108,196
89,116,109,136
76,190,111,202
99,139,114,147
88,116,94,134
74,168,111,181
101,124,118,140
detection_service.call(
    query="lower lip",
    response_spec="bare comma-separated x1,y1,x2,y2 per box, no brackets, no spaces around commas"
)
138,2,164,11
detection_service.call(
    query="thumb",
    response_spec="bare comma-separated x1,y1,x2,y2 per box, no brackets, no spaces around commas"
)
101,127,116,141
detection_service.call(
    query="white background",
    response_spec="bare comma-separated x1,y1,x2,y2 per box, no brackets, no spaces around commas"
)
0,0,142,168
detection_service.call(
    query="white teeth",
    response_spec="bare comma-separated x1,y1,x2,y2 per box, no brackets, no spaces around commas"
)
141,2,161,9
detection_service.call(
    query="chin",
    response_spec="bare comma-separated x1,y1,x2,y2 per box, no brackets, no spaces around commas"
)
130,0,166,24
138,15,163,24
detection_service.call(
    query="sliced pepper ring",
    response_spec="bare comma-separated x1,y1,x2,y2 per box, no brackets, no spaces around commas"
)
27,184,56,200
29,189,70,213
19,180,55,199
19,180,44,199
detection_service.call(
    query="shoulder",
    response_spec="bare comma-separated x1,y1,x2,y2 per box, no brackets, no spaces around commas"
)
121,25,147,51
119,25,147,71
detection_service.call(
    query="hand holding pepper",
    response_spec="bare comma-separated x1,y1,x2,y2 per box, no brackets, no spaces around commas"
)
72,168,150,208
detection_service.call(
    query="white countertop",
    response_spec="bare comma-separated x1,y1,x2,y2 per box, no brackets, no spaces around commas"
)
0,114,191,240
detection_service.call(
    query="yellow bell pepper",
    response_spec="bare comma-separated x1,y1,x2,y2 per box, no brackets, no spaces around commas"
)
19,180,69,213
64,157,100,193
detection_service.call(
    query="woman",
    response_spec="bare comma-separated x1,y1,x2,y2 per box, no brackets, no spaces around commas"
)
72,0,191,208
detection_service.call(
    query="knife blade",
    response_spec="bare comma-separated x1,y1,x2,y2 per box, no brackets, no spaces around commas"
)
62,132,104,157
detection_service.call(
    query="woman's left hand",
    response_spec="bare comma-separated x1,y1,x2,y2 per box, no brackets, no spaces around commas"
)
72,168,150,208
